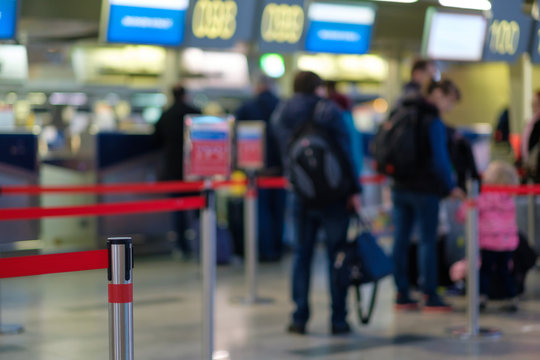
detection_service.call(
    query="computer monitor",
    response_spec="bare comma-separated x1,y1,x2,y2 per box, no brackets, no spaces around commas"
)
422,8,488,62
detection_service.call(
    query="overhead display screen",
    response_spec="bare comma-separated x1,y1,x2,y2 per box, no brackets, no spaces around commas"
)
257,0,306,53
104,0,189,46
183,0,257,49
483,0,534,62
304,2,376,54
422,8,488,62
0,0,18,39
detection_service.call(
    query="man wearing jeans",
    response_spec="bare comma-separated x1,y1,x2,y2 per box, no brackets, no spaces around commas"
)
392,80,465,312
272,71,361,335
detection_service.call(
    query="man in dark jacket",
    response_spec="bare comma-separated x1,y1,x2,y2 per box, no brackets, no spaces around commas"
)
392,79,465,312
272,71,362,335
235,75,284,261
153,84,201,258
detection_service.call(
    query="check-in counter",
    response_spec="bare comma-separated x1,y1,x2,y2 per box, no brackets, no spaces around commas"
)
41,131,174,253
0,132,39,248
96,132,174,253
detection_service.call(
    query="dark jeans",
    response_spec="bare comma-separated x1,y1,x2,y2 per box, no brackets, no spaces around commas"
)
171,192,198,256
258,189,286,261
291,196,350,326
480,250,516,299
392,190,441,298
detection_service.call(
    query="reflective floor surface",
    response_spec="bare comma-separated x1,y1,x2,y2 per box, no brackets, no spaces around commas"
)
1,250,540,360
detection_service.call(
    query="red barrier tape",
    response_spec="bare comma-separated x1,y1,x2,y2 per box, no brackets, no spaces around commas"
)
482,185,540,195
0,196,206,221
0,250,108,279
108,284,133,303
1,181,205,195
0,175,387,195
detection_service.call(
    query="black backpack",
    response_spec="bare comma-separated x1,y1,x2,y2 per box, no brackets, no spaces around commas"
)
287,101,354,207
373,107,423,180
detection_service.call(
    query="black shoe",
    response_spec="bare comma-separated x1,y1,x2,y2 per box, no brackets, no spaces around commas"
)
423,295,452,313
287,323,307,335
331,322,352,335
395,293,419,311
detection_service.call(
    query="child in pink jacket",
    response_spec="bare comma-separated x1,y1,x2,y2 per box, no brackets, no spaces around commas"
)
459,161,520,311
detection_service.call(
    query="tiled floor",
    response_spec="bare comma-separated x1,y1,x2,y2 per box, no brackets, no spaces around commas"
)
1,250,540,360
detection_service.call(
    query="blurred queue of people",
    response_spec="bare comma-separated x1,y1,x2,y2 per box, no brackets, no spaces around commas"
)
153,58,529,335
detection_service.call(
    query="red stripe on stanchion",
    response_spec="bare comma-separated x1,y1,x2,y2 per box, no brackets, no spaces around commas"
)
466,200,478,208
246,189,257,198
108,284,133,304
257,177,288,189
0,196,206,221
0,250,108,279
482,185,540,195
0,180,205,195
361,174,387,184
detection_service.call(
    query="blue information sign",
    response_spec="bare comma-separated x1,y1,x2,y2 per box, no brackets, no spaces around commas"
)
0,0,17,40
183,0,257,49
483,0,534,62
105,0,189,46
304,2,376,54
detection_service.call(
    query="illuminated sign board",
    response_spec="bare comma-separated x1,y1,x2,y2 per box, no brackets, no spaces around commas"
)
258,0,306,53
103,0,189,46
305,2,376,54
236,121,265,170
422,8,488,62
483,0,534,62
0,0,17,39
184,0,257,49
184,115,234,179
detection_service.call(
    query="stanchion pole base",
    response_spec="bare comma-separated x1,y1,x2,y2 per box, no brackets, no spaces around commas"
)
448,326,502,341
230,296,274,306
0,324,24,335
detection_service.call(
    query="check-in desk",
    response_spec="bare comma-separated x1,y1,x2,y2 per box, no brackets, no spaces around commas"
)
0,132,39,249
41,131,174,253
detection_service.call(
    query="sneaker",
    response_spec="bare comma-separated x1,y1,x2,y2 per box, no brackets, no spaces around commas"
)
423,295,453,313
395,294,419,311
287,323,307,335
331,322,352,335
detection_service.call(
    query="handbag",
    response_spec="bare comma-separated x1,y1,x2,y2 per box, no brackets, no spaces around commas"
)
334,214,394,324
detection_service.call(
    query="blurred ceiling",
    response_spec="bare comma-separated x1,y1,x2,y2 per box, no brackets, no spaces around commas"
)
17,0,439,53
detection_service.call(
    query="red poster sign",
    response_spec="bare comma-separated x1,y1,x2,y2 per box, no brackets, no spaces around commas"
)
184,115,233,178
236,121,265,170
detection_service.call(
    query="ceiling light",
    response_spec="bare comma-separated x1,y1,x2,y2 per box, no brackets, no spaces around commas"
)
371,0,418,3
439,0,491,11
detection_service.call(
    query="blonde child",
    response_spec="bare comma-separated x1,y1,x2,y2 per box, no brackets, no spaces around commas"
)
459,161,520,311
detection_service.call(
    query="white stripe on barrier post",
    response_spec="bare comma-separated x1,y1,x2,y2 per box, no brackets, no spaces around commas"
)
202,182,216,360
450,180,501,340
108,237,134,360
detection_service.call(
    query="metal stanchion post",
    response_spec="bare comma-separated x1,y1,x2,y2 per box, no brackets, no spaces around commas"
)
0,281,24,335
108,237,134,360
527,180,536,248
234,173,273,305
450,180,500,340
202,182,216,360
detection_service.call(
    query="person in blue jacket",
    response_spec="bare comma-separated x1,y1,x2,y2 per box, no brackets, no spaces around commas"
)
392,79,465,312
235,74,284,261
272,71,362,335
